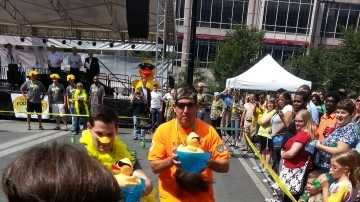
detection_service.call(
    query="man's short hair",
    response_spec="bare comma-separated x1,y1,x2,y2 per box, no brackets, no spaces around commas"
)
176,85,197,103
326,91,340,103
89,106,118,126
297,85,311,102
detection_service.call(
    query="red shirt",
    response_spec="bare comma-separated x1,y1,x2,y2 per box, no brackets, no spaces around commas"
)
283,130,311,168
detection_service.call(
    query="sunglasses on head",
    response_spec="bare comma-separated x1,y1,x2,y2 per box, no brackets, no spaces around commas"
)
175,102,196,109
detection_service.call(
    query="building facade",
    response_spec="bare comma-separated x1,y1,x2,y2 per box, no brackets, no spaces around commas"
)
175,0,360,68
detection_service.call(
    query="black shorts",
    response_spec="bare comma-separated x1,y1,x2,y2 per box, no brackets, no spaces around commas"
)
259,136,273,152
27,102,42,113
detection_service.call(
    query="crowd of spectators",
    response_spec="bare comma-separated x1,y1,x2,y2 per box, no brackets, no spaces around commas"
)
207,85,360,202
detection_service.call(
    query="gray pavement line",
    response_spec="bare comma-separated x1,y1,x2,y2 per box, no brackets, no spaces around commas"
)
237,157,272,199
0,131,68,158
0,130,56,151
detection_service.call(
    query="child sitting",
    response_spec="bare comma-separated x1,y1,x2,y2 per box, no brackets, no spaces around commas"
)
299,170,323,202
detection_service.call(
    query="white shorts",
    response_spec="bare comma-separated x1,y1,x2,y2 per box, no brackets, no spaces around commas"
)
51,104,65,117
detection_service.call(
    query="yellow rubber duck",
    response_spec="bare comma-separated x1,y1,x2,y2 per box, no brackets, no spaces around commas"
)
176,132,204,153
112,158,141,187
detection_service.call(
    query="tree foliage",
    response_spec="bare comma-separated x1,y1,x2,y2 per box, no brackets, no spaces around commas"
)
210,26,264,90
287,29,360,92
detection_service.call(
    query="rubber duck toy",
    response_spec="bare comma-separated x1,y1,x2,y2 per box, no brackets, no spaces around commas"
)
112,158,145,202
112,158,142,187
176,132,211,173
177,132,204,153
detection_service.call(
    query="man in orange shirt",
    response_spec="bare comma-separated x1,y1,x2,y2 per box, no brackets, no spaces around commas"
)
316,92,340,141
148,85,230,202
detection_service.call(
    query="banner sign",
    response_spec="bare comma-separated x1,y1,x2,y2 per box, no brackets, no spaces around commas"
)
11,93,49,119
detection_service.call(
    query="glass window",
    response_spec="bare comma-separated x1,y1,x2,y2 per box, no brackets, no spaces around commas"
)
222,0,234,29
211,0,223,28
176,0,185,19
287,3,300,32
348,10,360,30
263,44,305,64
200,0,212,27
233,0,248,25
262,0,314,34
321,2,360,38
336,9,350,37
196,0,202,24
264,1,277,26
298,3,311,33
276,2,288,28
325,8,338,37
196,40,209,62
208,42,218,60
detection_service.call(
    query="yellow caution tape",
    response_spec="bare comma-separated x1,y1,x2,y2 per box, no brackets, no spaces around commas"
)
243,134,297,202
0,110,149,120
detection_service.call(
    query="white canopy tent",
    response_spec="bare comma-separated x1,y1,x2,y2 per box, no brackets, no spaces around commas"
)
226,54,311,91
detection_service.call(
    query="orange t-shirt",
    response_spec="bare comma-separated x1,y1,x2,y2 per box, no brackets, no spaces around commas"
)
148,119,230,202
316,113,336,141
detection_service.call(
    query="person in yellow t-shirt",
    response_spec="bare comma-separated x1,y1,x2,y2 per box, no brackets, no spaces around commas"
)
79,106,153,196
257,98,276,166
148,85,230,202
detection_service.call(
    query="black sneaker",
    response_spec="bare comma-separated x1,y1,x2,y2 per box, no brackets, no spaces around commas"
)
39,126,44,130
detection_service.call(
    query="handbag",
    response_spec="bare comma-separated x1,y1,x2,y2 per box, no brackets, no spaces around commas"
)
272,132,291,149
280,160,308,195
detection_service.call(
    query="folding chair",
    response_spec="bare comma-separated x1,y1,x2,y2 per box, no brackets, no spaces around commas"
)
217,127,242,146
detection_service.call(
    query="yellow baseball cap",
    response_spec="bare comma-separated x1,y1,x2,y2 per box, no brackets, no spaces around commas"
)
66,74,75,81
50,73,60,80
28,70,39,77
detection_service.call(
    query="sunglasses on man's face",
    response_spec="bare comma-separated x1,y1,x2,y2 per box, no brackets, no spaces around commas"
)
175,102,196,109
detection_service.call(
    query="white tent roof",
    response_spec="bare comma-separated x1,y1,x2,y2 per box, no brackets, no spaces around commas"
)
226,54,311,91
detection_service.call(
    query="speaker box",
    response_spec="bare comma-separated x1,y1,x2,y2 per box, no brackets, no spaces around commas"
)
126,0,149,39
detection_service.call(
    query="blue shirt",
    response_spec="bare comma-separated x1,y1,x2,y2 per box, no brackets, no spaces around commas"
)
317,122,359,171
221,94,233,109
307,101,319,125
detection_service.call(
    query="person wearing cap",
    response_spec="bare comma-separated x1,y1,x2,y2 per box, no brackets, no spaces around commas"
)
148,85,230,202
89,75,105,116
48,73,67,130
196,82,211,124
79,106,153,196
20,70,46,130
47,45,63,74
210,92,223,135
65,74,77,134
